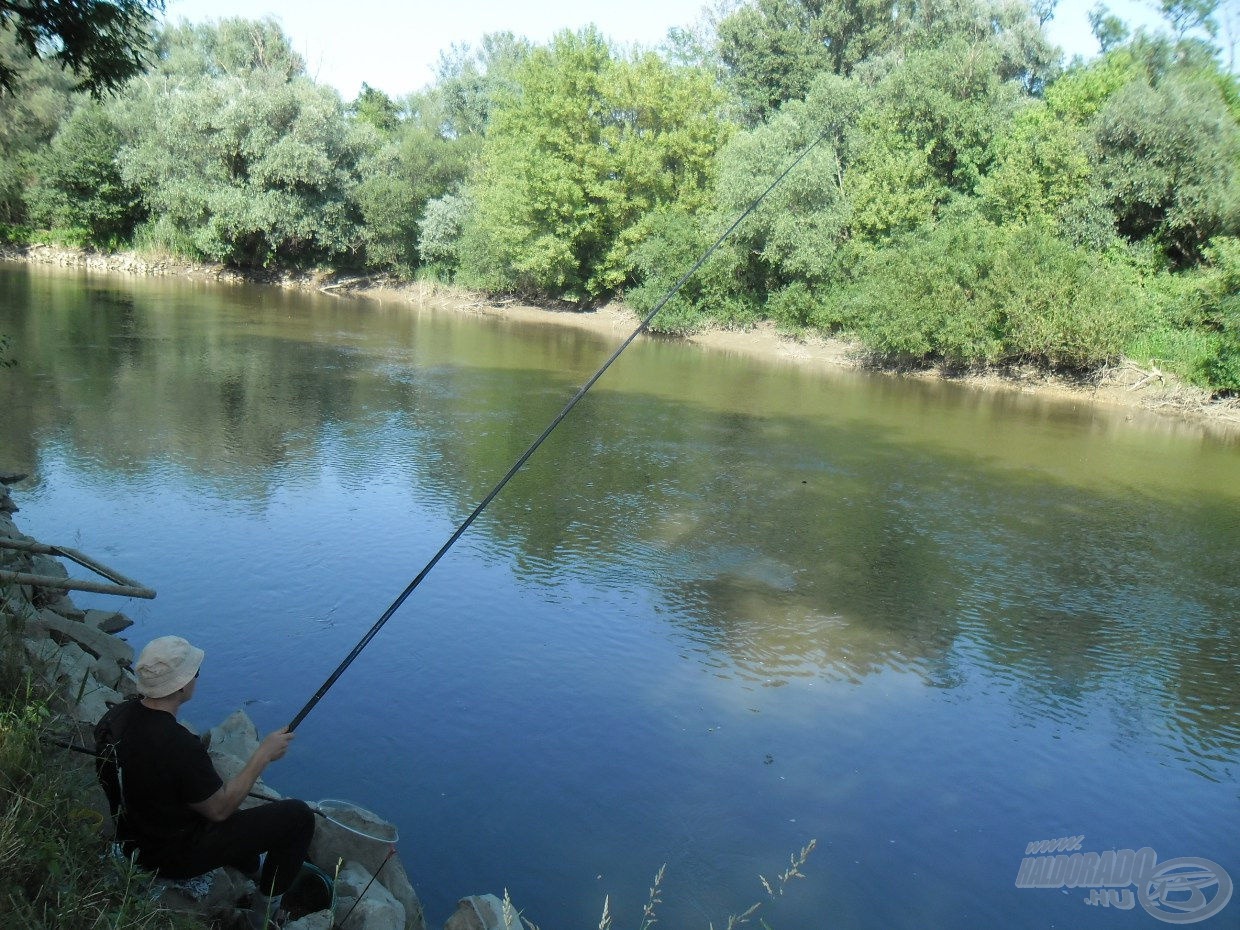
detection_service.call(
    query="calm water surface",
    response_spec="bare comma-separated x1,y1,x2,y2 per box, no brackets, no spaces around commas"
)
2,262,1237,929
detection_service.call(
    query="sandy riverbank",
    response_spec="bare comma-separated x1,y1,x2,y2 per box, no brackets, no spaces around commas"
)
6,243,1239,440
355,279,1240,441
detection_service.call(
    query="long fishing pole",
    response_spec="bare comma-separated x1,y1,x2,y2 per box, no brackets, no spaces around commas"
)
286,126,831,733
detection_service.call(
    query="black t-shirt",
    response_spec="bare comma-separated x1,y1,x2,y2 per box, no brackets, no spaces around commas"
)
111,702,223,849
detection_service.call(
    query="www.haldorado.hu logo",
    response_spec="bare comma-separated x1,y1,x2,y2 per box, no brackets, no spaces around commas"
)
1015,836,1233,924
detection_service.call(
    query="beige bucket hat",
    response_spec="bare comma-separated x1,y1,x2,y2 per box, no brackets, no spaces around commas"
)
135,635,205,698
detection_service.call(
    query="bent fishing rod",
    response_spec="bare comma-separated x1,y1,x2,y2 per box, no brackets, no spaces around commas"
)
286,126,831,733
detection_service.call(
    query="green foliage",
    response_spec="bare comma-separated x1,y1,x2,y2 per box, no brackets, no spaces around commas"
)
119,20,364,268
0,31,72,224
153,17,304,83
833,209,1146,367
433,33,531,138
348,83,400,134
457,28,729,299
977,98,1095,224
352,94,476,277
870,38,1024,195
27,100,143,246
844,126,945,242
1094,74,1240,264
0,222,30,243
716,0,1058,124
717,0,842,124
0,0,162,95
1137,236,1240,390
1044,49,1145,123
1089,4,1131,52
418,191,470,276
710,76,856,294
1156,0,1220,40
626,207,760,334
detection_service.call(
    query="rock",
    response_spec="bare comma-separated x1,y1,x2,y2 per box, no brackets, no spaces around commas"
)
308,804,424,929
207,710,265,789
374,856,424,930
28,638,94,688
285,912,333,930
32,608,134,665
84,608,133,633
71,673,125,724
0,472,28,484
334,886,405,930
42,593,86,619
444,894,522,930
23,637,61,668
114,668,139,697
342,898,403,930
30,553,68,579
92,653,127,689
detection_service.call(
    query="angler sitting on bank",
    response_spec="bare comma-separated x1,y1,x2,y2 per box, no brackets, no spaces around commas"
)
95,636,314,928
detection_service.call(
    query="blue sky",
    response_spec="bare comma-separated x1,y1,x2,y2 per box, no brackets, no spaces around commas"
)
163,0,1170,101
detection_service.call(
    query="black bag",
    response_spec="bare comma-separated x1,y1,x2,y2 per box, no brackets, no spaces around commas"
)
92,696,141,821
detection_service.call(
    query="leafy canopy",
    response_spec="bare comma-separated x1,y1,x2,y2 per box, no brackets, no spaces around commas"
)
0,0,162,95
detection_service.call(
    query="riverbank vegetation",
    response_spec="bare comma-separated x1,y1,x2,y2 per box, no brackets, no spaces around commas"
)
0,1,1237,393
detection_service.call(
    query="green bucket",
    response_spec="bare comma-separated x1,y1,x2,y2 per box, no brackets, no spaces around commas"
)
282,861,334,921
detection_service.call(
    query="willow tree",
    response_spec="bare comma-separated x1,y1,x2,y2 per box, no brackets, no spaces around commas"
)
118,19,366,267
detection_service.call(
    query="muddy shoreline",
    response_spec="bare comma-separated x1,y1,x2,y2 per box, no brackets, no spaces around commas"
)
5,242,1238,440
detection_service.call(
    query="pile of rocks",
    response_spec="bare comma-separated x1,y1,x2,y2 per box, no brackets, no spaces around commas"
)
0,477,521,930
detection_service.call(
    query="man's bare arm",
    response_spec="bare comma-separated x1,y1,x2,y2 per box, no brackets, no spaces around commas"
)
189,728,295,823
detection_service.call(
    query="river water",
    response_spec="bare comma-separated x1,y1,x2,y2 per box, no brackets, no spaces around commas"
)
1,261,1237,929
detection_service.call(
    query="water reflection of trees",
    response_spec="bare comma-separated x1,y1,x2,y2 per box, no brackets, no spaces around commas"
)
2,265,1236,772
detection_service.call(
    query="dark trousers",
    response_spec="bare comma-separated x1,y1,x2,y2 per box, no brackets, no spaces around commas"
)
135,799,315,896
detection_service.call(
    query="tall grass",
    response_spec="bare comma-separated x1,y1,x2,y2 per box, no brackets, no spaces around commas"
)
503,840,818,930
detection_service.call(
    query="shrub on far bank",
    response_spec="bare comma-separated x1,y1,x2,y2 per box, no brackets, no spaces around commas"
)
828,212,1147,369
1127,236,1240,392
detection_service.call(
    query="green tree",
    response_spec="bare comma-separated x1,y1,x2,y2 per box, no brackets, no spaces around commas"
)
456,28,729,299
352,105,474,276
834,208,1145,367
0,0,162,94
418,190,470,276
0,30,71,224
27,99,143,244
348,83,400,134
717,0,853,123
716,0,1057,124
1094,75,1240,264
119,19,364,267
1088,3,1131,52
1157,0,1220,41
977,98,1095,225
869,37,1025,194
433,32,531,138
